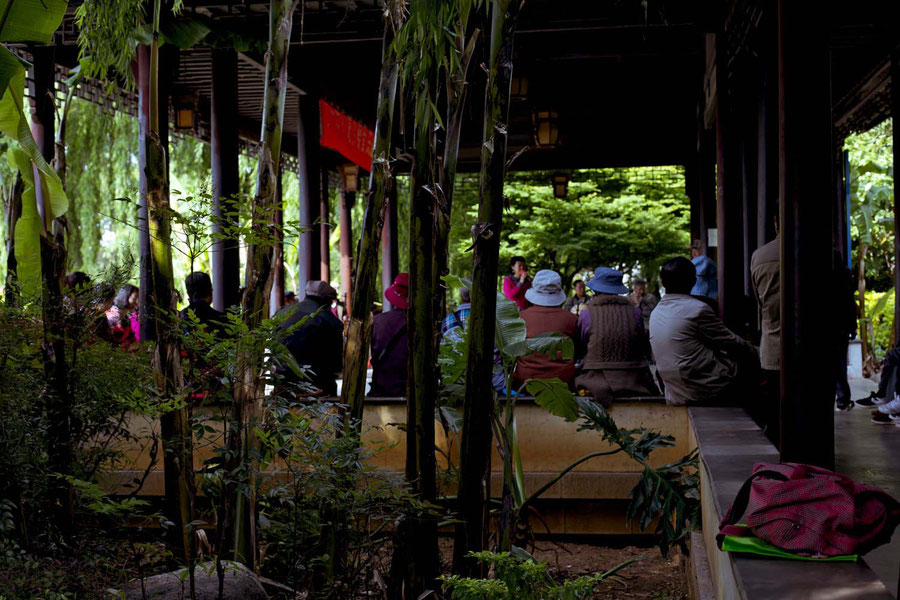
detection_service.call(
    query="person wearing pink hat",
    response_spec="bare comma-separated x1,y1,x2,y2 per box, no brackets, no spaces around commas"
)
370,273,410,397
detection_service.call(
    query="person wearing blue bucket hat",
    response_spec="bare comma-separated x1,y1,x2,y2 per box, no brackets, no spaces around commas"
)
575,267,659,407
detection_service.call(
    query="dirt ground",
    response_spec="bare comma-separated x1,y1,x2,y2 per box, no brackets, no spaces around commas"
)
437,538,687,599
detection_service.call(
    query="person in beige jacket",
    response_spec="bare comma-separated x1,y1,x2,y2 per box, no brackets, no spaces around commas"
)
750,234,780,435
650,258,757,406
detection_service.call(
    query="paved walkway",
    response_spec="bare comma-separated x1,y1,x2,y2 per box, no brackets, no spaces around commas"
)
837,376,899,596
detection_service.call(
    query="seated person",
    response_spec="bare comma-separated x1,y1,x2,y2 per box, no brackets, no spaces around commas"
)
370,273,409,397
512,270,577,388
277,280,343,396
180,272,226,335
649,257,757,406
575,267,659,407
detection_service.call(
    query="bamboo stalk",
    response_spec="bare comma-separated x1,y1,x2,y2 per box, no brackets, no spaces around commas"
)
230,0,297,569
453,0,524,576
147,0,194,568
341,9,402,425
3,173,22,306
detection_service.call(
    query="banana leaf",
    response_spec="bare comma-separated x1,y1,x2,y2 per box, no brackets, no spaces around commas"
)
525,377,578,421
0,0,68,43
495,292,526,359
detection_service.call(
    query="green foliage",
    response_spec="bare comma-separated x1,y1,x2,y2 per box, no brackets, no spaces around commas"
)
846,120,894,292
448,168,690,289
865,289,894,360
441,550,639,600
0,267,157,545
575,398,700,555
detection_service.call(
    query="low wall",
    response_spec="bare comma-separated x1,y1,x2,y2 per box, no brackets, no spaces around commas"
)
104,398,692,536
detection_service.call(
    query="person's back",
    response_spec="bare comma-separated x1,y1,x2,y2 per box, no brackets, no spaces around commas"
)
575,267,658,406
278,281,343,396
370,273,410,397
750,237,780,371
650,257,755,406
512,270,577,387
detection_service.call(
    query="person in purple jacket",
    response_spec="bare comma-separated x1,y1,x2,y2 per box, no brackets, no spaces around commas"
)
502,255,532,311
370,273,410,397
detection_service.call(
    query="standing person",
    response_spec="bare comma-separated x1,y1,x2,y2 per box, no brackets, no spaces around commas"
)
563,279,590,318
651,258,757,407
691,240,718,301
502,255,532,311
277,280,343,396
575,267,659,407
370,273,410,397
512,270,578,388
750,229,781,427
627,276,657,330
833,250,857,411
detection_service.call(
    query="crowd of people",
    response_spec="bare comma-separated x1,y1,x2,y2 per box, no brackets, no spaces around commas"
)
59,232,874,436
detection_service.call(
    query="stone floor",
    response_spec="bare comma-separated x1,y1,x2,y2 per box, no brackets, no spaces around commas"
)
836,376,900,597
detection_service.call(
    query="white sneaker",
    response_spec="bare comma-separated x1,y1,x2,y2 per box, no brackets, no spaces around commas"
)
877,394,900,415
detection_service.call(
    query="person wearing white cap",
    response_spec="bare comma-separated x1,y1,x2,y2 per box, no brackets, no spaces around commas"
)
511,269,578,388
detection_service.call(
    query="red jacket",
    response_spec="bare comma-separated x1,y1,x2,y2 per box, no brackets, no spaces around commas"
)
503,275,532,311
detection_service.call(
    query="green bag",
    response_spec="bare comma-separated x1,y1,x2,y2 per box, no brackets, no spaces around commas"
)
720,528,858,562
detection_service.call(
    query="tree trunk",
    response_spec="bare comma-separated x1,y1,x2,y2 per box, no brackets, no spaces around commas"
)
452,0,523,576
341,14,402,425
230,0,296,569
147,0,194,567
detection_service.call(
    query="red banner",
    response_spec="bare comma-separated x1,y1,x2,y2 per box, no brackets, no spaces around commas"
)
319,99,374,170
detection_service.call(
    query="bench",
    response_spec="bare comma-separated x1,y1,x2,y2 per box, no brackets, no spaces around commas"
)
689,407,893,599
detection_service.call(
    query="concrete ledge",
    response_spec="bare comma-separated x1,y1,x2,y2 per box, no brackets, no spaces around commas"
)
690,407,893,600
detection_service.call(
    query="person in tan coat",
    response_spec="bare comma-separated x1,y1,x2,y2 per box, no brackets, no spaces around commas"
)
512,270,578,388
575,267,659,407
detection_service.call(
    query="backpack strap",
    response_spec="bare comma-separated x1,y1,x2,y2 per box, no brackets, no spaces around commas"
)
716,468,788,550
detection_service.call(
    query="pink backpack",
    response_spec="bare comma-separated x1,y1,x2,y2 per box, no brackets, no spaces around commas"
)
717,462,900,557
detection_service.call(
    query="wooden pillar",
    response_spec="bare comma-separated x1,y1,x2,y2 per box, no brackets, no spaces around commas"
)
320,167,331,282
892,56,900,344
298,96,322,297
715,31,745,330
698,128,717,260
29,47,55,163
778,0,835,467
757,25,779,248
740,105,758,301
381,183,399,310
210,47,241,312
339,164,357,316
686,159,701,244
270,167,285,315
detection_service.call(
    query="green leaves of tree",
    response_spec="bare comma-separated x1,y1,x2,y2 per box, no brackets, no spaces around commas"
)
525,377,577,421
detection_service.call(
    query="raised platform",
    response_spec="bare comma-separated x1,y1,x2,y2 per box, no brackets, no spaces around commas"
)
105,396,692,536
691,406,894,600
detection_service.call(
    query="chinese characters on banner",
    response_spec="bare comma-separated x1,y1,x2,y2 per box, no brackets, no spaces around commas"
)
319,99,374,170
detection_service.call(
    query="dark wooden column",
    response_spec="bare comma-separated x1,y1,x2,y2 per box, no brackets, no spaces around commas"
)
210,47,241,312
715,31,745,330
778,0,835,467
685,159,701,244
29,47,55,163
698,128,717,260
297,96,322,296
381,182,399,310
338,164,356,316
892,56,900,343
137,45,154,340
320,167,331,282
757,22,779,248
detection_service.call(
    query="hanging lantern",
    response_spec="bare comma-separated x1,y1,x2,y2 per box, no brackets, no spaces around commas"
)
510,73,529,101
552,173,569,198
340,164,359,193
173,92,197,131
533,109,560,146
